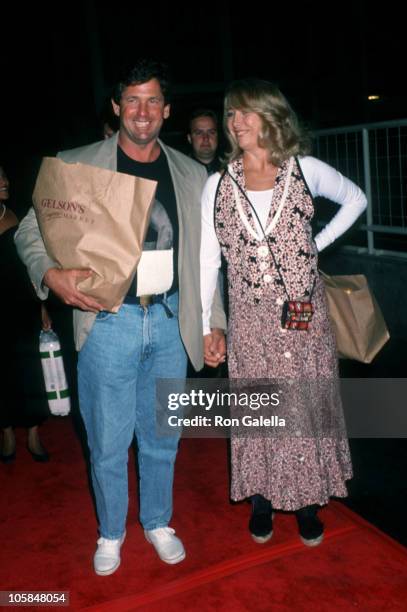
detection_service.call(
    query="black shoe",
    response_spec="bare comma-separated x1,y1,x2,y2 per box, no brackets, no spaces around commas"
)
27,444,50,463
249,495,273,543
296,505,324,546
0,450,16,464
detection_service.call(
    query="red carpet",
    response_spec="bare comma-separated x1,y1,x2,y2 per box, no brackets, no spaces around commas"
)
1,417,407,611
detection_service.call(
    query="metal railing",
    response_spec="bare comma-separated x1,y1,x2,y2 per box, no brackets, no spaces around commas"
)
314,119,407,258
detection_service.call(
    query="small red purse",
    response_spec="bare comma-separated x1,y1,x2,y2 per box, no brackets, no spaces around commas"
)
281,300,314,330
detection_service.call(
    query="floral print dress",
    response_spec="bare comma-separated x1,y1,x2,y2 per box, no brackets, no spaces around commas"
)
214,156,352,509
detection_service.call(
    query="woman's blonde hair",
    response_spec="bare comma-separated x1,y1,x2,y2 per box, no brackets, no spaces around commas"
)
223,79,311,166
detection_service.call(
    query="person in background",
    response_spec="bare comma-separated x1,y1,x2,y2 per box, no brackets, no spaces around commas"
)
200,79,367,547
15,60,226,576
100,97,120,139
0,165,50,463
187,109,221,175
187,108,227,368
103,121,115,139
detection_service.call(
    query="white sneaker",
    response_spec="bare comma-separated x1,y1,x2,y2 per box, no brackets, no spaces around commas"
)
144,527,186,564
94,531,126,576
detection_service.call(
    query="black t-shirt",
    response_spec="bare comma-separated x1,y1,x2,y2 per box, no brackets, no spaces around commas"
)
192,155,221,176
117,145,179,295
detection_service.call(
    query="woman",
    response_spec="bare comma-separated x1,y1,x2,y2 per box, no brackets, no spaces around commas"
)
200,80,367,546
0,164,50,463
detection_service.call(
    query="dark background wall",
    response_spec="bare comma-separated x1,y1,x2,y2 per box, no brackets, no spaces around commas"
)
1,0,405,160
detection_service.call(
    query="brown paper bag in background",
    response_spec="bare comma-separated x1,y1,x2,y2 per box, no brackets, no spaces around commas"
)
321,271,390,363
33,157,156,312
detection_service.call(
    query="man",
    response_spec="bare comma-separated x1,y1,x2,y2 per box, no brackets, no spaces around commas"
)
15,59,226,576
187,109,221,175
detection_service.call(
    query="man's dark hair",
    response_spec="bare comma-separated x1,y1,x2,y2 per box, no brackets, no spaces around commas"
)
188,108,218,133
113,59,171,104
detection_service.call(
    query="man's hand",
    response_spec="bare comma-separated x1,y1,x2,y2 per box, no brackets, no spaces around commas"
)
203,328,226,368
43,268,104,313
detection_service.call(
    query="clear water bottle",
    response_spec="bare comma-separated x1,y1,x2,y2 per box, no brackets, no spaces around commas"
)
39,329,71,416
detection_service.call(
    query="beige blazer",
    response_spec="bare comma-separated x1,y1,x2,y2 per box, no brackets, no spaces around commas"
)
14,133,226,371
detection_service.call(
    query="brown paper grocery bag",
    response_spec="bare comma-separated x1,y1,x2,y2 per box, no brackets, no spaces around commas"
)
33,157,156,312
321,271,390,363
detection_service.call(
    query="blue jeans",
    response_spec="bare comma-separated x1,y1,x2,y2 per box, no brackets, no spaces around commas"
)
77,292,187,539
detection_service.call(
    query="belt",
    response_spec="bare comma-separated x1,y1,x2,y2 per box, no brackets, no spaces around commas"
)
124,294,161,306
123,290,177,317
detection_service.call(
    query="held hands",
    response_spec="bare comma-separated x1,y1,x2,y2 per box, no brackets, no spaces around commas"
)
43,268,104,313
203,328,226,368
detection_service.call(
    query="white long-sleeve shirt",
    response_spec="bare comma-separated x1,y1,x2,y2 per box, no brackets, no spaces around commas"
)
201,155,367,334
